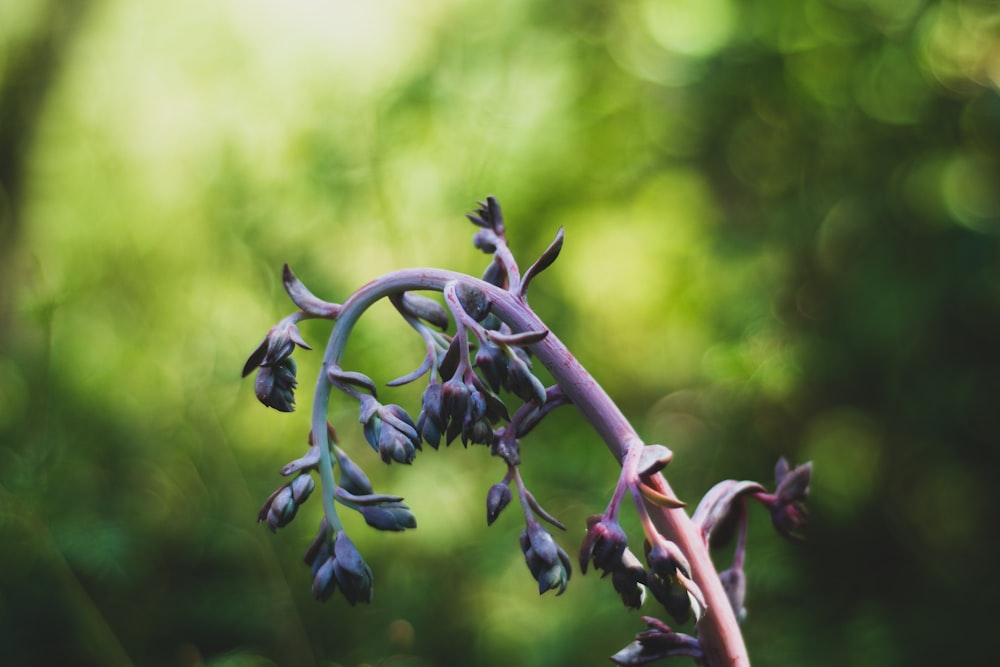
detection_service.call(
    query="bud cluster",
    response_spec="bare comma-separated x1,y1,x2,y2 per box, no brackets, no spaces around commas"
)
305,525,374,605
241,196,814,666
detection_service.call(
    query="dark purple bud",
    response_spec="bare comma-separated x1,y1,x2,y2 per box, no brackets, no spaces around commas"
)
334,448,374,496
312,555,338,602
472,228,498,253
719,566,747,623
455,282,491,322
579,515,628,574
254,357,297,412
644,540,693,625
766,458,812,540
242,319,311,378
417,381,445,449
610,617,704,666
258,477,312,532
504,351,547,405
520,521,571,595
289,473,314,504
482,257,505,287
475,340,508,393
360,502,417,532
303,518,331,569
486,483,512,525
611,548,648,610
333,532,374,605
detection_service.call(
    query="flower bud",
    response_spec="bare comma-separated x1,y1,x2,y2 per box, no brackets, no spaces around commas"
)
719,566,747,623
504,351,547,405
486,483,512,526
242,319,311,378
610,617,703,666
254,357,298,412
520,521,572,595
416,382,445,449
360,503,417,532
611,548,647,610
312,555,338,602
258,478,311,533
768,458,812,540
579,515,629,574
332,533,374,605
289,473,314,504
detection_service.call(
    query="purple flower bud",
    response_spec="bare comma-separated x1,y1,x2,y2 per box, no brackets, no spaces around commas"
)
416,382,445,449
520,521,572,595
719,566,747,623
332,532,374,605
242,319,311,378
289,473,314,504
258,480,310,532
504,351,547,405
334,448,374,497
610,617,703,666
312,555,338,602
611,548,647,610
455,283,491,322
360,503,417,532
766,458,812,540
254,357,297,412
475,341,508,393
486,483,512,526
644,541,693,624
579,515,628,574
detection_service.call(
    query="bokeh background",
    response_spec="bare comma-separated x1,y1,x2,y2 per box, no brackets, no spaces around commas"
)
2,1,999,665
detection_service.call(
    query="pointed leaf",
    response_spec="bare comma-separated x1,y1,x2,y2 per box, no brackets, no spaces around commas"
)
520,227,564,298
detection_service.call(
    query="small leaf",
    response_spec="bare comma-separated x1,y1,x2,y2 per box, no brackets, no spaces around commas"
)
327,367,378,396
519,227,564,298
398,292,449,330
638,482,687,509
283,264,340,318
485,328,549,347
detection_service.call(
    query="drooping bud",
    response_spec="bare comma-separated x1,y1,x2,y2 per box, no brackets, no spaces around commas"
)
486,483,513,526
254,357,298,412
610,617,704,666
360,502,417,532
611,548,648,610
719,566,747,623
579,515,629,575
767,458,812,540
258,474,314,532
520,521,572,595
332,532,374,605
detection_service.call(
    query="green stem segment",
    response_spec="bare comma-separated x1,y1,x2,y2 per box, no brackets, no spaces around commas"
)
310,267,750,667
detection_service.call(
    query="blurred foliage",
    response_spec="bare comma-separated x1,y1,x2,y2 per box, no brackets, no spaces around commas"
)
2,0,999,665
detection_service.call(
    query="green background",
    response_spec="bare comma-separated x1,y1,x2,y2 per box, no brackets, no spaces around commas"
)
2,1,998,665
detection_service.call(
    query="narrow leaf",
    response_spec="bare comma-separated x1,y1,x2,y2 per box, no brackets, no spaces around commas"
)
638,482,687,509
327,367,377,397
486,328,549,347
283,264,340,318
519,227,564,298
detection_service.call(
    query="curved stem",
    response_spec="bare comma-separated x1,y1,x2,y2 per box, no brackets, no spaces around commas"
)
310,267,749,667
